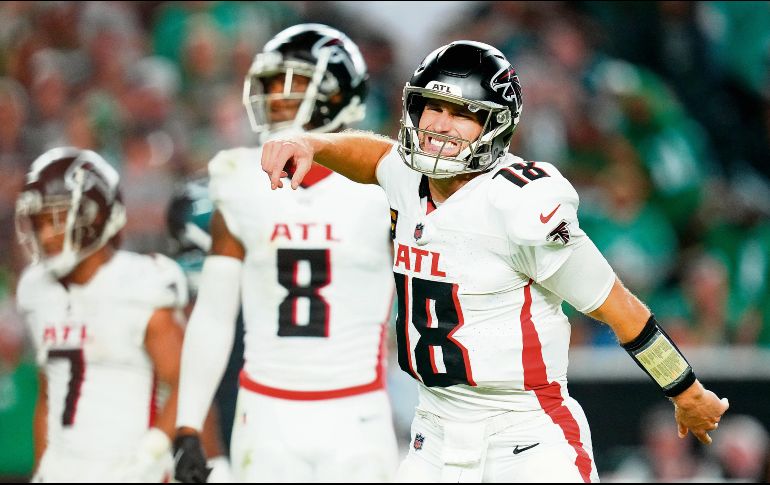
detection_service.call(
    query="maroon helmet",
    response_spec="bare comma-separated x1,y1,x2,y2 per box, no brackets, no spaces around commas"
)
15,147,126,277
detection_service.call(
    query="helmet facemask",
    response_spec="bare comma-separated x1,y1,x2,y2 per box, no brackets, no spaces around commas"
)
15,163,126,278
397,85,513,178
243,47,364,141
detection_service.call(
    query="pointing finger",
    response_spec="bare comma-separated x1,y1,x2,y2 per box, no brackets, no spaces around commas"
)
260,141,282,190
290,153,313,190
694,429,712,445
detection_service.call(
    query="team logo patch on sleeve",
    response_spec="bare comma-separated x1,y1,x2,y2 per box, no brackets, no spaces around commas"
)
390,208,398,240
546,220,571,245
413,433,425,450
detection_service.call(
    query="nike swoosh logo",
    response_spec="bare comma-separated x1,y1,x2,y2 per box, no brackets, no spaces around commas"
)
513,443,540,454
540,204,561,224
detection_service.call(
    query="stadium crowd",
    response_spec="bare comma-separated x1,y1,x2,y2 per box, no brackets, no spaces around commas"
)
0,1,768,482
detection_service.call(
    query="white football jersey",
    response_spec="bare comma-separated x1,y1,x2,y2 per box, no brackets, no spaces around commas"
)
16,251,187,459
377,147,608,421
209,147,394,397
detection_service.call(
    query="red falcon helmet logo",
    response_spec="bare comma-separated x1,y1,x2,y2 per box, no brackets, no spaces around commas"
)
311,35,356,80
490,65,520,103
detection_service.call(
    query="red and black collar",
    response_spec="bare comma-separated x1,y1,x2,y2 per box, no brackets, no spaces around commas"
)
419,175,437,214
285,163,333,188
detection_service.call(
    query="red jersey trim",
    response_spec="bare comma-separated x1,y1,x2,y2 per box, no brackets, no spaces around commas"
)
520,280,593,482
148,374,159,427
286,163,333,188
418,175,437,214
403,274,420,381
449,282,476,386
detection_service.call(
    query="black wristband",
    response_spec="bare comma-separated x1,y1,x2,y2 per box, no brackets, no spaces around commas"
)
622,314,696,397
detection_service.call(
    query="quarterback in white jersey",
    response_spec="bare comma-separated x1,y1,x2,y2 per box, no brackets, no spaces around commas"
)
262,40,730,482
14,147,188,482
174,24,398,483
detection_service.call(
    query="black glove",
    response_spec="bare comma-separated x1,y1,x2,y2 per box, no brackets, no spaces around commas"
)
173,434,212,483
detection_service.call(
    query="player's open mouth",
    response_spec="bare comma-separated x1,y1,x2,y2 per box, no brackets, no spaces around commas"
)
422,135,461,156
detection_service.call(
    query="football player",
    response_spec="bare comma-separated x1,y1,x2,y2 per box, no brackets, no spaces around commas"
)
15,147,187,482
166,177,239,483
260,40,730,482
173,24,399,483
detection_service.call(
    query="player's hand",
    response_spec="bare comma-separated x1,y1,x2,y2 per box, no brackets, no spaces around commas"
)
118,427,173,482
261,136,315,190
671,380,729,445
206,455,234,483
173,431,211,483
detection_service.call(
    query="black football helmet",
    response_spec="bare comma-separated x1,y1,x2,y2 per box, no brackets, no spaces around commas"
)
398,40,523,178
15,147,126,277
243,23,368,139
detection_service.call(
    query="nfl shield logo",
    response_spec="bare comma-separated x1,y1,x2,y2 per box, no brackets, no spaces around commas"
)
413,433,425,450
414,223,424,241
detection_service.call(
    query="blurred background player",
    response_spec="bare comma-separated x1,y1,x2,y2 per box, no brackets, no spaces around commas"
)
166,176,239,482
172,24,399,483
14,147,188,482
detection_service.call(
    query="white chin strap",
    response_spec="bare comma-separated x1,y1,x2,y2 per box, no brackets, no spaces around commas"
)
44,251,80,278
409,153,464,178
409,149,478,178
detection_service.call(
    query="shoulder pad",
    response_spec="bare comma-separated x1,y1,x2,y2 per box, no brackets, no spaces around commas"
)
112,252,189,309
147,253,189,309
208,147,261,179
208,147,263,238
490,161,581,246
16,265,47,314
